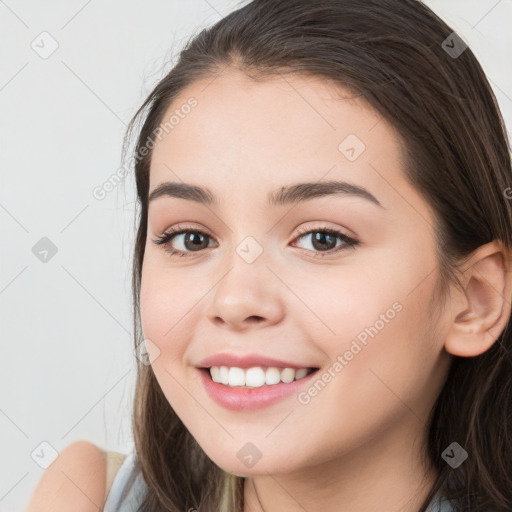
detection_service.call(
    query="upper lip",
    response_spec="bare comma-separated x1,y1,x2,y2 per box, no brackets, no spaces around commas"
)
196,353,318,370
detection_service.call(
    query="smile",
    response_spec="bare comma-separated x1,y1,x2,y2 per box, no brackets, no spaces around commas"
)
198,366,320,411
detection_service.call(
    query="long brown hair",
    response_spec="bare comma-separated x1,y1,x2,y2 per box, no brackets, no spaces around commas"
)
122,1,512,510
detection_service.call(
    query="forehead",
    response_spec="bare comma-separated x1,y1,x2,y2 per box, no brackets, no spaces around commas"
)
148,69,406,207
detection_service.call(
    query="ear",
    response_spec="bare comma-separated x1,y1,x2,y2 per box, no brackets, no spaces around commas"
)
445,240,512,357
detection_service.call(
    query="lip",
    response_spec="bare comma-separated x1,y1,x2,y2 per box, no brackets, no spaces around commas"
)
196,352,318,370
197,367,320,411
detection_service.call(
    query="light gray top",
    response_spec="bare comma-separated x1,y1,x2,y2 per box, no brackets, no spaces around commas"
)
104,451,457,511
103,452,147,512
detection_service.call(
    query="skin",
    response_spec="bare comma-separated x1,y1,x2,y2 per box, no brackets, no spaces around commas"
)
140,68,512,511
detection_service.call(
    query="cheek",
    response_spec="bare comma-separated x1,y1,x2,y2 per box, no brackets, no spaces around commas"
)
295,253,404,348
329,274,440,417
139,270,168,345
139,257,190,358
139,265,197,409
139,251,212,367
310,245,439,376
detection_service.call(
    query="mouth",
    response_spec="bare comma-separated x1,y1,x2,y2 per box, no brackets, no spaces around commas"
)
197,364,321,411
200,365,320,389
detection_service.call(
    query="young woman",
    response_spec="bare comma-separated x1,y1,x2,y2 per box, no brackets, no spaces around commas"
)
27,0,512,511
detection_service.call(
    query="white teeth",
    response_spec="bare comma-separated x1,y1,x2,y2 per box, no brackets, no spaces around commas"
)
210,366,220,382
265,367,281,385
280,367,295,383
228,367,245,386
245,367,266,387
208,365,314,388
294,368,308,380
219,366,229,385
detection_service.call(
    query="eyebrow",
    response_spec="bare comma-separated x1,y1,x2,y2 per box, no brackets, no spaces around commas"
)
148,180,384,208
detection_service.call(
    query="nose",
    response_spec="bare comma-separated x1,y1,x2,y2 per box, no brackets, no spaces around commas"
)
205,261,285,331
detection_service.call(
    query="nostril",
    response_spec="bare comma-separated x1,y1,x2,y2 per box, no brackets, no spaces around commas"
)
246,316,264,323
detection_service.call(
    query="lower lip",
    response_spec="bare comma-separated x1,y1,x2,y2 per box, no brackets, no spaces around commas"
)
197,368,319,411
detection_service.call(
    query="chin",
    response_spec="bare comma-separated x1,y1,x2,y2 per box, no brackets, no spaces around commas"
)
205,451,295,478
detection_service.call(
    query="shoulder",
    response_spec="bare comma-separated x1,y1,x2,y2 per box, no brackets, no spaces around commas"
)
26,440,107,512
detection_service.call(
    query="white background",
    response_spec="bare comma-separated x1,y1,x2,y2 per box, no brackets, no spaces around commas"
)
1,1,511,510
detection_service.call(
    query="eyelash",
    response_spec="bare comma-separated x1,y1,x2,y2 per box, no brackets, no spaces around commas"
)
151,223,359,259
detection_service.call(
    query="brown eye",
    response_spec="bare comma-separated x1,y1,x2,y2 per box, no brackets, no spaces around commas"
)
153,227,216,257
303,231,338,251
152,224,358,259
179,232,210,252
293,226,359,258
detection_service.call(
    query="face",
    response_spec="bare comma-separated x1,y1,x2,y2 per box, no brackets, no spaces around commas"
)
140,69,452,478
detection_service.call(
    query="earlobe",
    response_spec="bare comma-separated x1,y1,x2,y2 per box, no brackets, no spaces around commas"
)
445,241,512,358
